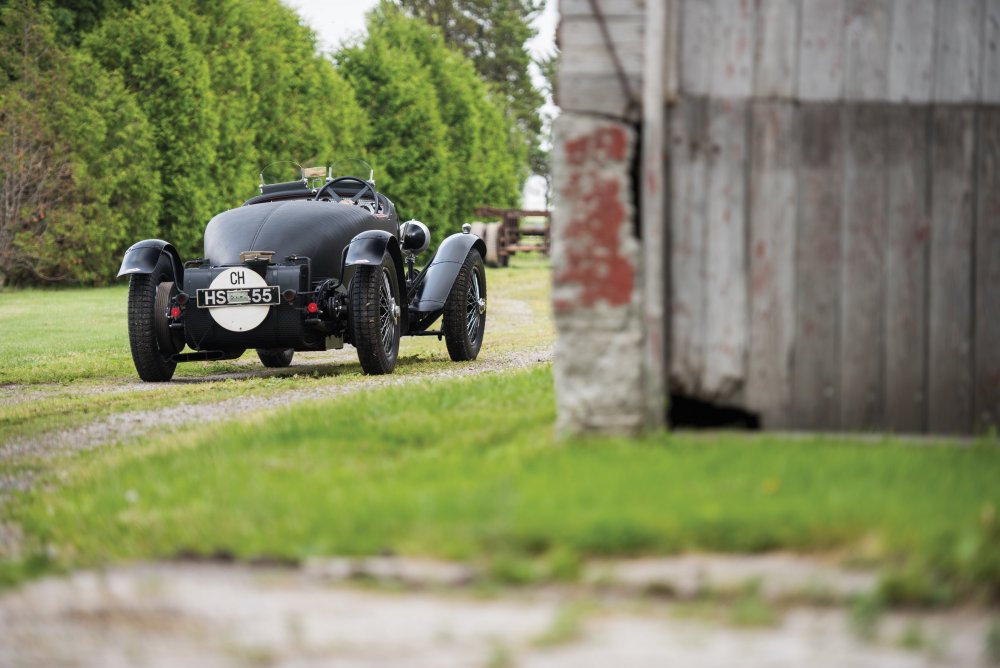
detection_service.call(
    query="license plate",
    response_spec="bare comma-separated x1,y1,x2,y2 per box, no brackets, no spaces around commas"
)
196,286,280,308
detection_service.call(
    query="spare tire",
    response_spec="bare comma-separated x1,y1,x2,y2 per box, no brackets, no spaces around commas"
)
483,222,503,268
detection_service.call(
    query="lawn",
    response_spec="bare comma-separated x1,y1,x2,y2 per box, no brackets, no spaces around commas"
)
4,365,999,604
0,255,553,442
0,254,553,386
2,255,999,606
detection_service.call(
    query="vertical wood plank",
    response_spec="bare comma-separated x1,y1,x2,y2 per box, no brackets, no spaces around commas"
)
887,0,936,103
664,0,681,100
844,0,892,100
747,102,799,427
709,0,756,98
754,0,800,99
928,107,975,433
793,105,844,429
983,0,1000,103
798,0,846,101
669,97,710,395
840,104,887,429
885,106,930,433
976,109,1000,431
641,0,669,427
703,99,749,400
680,0,714,96
932,0,983,103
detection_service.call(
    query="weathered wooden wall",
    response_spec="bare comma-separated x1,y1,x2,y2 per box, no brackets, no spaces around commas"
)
659,0,1000,434
555,0,999,434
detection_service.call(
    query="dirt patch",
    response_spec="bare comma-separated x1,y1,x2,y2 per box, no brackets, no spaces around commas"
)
0,559,990,667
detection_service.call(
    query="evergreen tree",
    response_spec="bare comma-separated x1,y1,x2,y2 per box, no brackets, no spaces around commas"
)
361,6,524,228
394,0,546,176
0,1,158,285
84,3,218,259
337,20,451,246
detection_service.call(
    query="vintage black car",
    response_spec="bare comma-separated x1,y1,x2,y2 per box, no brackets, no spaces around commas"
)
118,161,487,381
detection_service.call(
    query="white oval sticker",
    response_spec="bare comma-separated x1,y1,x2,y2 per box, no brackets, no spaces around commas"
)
208,267,270,332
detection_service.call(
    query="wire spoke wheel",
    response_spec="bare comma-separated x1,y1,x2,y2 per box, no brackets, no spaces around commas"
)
466,270,482,341
443,249,486,362
379,269,397,355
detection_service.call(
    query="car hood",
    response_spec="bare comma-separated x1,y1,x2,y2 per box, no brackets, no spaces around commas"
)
204,200,396,281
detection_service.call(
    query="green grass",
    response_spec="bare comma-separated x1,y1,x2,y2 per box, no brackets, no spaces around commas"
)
0,256,553,440
0,254,553,387
4,365,1000,601
0,285,133,384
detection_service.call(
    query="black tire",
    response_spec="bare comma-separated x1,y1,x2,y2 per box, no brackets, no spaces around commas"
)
349,254,401,375
127,254,180,382
257,348,294,368
443,249,486,361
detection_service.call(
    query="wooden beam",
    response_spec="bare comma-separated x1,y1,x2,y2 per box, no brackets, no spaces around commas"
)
754,0,800,99
709,0,755,98
932,0,983,103
844,0,892,100
798,0,846,101
702,99,750,401
640,0,670,428
884,106,930,433
680,0,714,96
927,107,976,433
840,104,888,429
984,0,1000,103
792,105,844,429
747,101,799,427
669,97,710,396
887,0,935,103
975,109,1000,432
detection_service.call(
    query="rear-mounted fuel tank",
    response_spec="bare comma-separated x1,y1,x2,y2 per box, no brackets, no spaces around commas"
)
182,263,310,351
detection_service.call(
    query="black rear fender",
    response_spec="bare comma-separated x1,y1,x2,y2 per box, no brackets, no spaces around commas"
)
344,230,408,333
409,232,486,317
117,239,184,290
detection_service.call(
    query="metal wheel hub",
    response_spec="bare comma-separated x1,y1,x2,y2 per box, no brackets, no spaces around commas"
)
465,272,484,340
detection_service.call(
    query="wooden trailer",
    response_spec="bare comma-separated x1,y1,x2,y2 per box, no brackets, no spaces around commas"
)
552,0,1000,436
469,207,550,267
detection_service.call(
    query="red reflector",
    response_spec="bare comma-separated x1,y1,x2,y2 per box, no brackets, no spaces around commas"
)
306,302,319,314
170,306,182,318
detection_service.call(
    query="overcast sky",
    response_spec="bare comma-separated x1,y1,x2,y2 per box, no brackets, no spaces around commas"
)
281,0,557,60
280,0,558,208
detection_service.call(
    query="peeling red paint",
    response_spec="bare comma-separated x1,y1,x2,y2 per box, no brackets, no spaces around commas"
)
553,175,634,312
554,125,635,313
565,126,628,166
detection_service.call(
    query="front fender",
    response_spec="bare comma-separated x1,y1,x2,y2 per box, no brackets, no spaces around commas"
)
410,231,486,314
117,239,184,289
344,229,407,333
